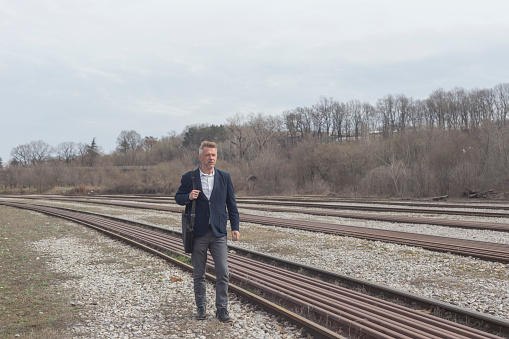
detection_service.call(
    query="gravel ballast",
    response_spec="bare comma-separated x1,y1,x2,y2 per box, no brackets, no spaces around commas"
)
3,197,509,337
30,227,309,339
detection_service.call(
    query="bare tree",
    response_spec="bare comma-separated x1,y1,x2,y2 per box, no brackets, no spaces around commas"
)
332,101,346,141
115,130,143,166
298,107,313,137
247,113,280,154
314,96,334,140
426,89,449,129
467,88,495,129
226,114,251,160
395,94,413,132
347,100,362,139
248,141,288,194
406,99,424,131
142,136,158,151
10,144,32,167
494,83,509,126
116,130,142,154
376,95,398,138
146,134,182,163
284,110,301,145
309,106,324,139
4,81,509,197
76,142,88,165
361,102,376,137
31,140,53,164
56,142,78,163
10,140,52,167
465,88,494,129
448,87,469,130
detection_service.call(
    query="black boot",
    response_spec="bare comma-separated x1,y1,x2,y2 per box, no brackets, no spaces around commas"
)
195,306,206,320
216,308,232,323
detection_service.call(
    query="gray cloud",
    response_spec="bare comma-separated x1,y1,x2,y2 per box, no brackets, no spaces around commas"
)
1,0,509,163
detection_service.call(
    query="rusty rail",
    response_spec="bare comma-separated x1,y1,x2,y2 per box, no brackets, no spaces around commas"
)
1,200,507,338
3,196,509,263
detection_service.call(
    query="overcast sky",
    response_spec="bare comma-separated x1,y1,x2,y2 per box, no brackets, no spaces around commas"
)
1,0,508,164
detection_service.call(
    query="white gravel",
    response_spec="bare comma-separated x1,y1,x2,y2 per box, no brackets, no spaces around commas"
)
96,204,509,321
236,222,509,320
238,205,509,245
31,231,310,339
8,196,509,336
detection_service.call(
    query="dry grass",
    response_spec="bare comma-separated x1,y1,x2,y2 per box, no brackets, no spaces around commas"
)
0,205,253,339
0,206,81,339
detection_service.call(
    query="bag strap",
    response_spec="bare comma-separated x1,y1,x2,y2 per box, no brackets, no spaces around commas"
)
189,172,197,230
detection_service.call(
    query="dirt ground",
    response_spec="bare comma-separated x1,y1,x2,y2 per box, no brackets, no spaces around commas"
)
0,205,81,339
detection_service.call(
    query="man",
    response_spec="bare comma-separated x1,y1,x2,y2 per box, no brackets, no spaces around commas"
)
174,141,240,323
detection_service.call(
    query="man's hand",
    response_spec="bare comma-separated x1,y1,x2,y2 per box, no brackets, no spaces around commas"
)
189,190,200,200
231,230,240,241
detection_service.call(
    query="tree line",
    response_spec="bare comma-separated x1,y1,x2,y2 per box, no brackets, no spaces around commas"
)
1,83,508,198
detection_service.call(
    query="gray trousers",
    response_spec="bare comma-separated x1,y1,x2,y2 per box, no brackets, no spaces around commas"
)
191,229,229,310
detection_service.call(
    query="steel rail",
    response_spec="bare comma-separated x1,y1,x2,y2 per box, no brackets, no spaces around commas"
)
80,194,509,213
114,197,509,232
237,205,509,232
235,199,509,219
9,195,509,233
229,256,496,339
2,201,506,339
8,194,509,219
226,244,509,335
0,201,343,339
5,199,504,327
80,195,509,218
9,195,509,232
235,196,509,211
238,214,509,263
2,196,509,263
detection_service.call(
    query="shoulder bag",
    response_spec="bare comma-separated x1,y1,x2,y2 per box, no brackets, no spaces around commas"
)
181,172,196,253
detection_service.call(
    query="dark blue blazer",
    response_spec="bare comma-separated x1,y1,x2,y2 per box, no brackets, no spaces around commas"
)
174,167,240,238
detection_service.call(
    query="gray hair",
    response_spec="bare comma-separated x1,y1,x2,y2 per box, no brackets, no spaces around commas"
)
199,141,217,154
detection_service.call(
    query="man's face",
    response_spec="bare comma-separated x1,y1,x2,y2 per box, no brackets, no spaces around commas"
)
198,146,217,171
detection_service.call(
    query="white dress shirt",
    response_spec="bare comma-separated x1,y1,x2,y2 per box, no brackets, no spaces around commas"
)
199,168,214,200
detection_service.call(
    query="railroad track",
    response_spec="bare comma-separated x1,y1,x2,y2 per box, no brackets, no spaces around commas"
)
93,195,509,218
235,199,509,219
3,196,509,263
237,204,509,233
238,214,509,263
236,196,509,211
84,195,509,233
91,194,509,218
7,195,509,232
2,200,507,339
10,194,509,218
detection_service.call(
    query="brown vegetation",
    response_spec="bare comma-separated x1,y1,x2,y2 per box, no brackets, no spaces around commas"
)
2,84,509,198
